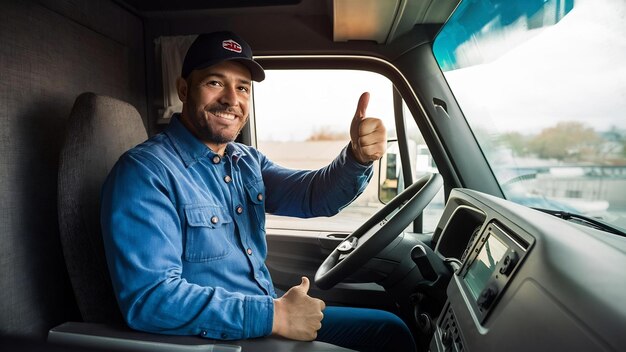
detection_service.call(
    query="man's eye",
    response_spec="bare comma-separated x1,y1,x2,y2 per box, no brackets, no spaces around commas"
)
238,86,250,93
206,80,222,87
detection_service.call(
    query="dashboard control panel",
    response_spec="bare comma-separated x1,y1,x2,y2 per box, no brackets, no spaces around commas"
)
457,222,528,322
429,189,626,352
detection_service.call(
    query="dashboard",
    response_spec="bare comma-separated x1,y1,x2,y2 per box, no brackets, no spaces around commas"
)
429,189,626,352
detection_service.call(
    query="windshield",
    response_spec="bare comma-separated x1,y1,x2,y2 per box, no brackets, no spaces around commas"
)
433,0,626,232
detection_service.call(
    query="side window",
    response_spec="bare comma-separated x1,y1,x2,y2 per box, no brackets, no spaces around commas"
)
253,69,443,233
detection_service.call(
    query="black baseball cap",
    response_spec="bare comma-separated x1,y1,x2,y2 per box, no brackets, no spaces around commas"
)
181,31,265,82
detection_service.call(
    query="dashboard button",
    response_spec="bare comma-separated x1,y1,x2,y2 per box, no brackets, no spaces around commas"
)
477,284,498,310
499,252,518,276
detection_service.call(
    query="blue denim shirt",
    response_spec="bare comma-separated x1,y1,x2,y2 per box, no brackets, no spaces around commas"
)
100,115,372,340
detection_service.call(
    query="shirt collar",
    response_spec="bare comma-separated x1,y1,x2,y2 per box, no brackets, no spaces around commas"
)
165,114,244,167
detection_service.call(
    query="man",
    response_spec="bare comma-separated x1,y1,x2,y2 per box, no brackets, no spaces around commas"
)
101,31,416,352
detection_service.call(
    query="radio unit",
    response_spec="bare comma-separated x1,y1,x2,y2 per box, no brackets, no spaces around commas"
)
458,222,529,323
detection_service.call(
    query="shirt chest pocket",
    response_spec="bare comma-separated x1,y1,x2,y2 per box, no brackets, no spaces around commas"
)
244,179,266,228
183,205,234,262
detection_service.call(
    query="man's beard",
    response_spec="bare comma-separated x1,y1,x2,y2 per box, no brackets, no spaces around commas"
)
200,123,243,144
197,105,247,144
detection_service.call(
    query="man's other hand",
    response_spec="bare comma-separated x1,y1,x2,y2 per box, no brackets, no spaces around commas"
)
349,92,387,164
272,277,325,341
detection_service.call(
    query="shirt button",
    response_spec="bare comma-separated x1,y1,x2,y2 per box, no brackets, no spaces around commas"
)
257,193,263,201
224,175,232,183
247,248,253,255
236,205,243,214
210,216,219,224
212,155,221,164
221,333,228,339
200,330,207,336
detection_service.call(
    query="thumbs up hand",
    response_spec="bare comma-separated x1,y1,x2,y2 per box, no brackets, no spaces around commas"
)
272,277,326,341
349,92,387,165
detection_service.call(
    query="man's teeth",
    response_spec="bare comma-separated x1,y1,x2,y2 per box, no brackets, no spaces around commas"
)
214,111,236,120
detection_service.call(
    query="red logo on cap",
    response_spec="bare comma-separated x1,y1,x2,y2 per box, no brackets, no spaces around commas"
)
222,39,242,53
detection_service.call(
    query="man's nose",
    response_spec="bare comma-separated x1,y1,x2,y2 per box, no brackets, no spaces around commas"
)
219,86,238,106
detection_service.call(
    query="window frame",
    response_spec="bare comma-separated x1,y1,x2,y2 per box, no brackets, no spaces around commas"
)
247,55,443,233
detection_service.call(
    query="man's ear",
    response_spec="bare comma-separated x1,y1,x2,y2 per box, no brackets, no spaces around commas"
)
176,77,188,103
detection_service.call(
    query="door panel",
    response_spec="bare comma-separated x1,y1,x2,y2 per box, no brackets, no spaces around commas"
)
265,229,397,311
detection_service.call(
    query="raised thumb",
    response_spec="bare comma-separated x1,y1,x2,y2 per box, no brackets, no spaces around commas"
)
353,92,370,120
299,276,310,294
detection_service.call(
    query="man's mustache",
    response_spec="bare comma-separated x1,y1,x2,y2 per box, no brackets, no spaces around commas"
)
207,105,243,116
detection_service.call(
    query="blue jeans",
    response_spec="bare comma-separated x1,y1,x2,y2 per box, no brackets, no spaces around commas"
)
317,306,417,352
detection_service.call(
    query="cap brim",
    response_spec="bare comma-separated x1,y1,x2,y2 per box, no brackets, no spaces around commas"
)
229,58,265,82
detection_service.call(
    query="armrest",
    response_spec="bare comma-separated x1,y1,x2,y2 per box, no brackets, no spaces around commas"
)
48,322,355,352
48,322,239,351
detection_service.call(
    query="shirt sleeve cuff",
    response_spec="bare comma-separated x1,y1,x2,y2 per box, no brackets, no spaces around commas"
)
243,295,274,338
343,142,374,170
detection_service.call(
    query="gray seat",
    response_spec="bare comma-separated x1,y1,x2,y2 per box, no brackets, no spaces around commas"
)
57,92,147,324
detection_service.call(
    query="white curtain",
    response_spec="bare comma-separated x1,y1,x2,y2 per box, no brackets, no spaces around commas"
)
155,35,197,121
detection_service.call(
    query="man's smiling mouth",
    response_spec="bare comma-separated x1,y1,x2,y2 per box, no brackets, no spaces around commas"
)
211,111,237,121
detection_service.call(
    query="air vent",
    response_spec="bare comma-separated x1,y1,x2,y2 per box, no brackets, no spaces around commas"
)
438,305,465,351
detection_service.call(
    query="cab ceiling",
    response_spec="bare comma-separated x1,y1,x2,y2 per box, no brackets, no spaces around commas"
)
116,0,459,43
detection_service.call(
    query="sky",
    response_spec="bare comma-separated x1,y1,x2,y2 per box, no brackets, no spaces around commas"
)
253,70,397,142
443,0,626,134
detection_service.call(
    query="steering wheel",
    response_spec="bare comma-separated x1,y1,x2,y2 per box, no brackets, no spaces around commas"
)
314,173,443,290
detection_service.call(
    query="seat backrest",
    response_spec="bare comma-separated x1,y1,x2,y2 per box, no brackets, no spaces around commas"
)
57,92,147,324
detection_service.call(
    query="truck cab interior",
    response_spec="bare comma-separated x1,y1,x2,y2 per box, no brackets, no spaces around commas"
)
1,0,625,351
